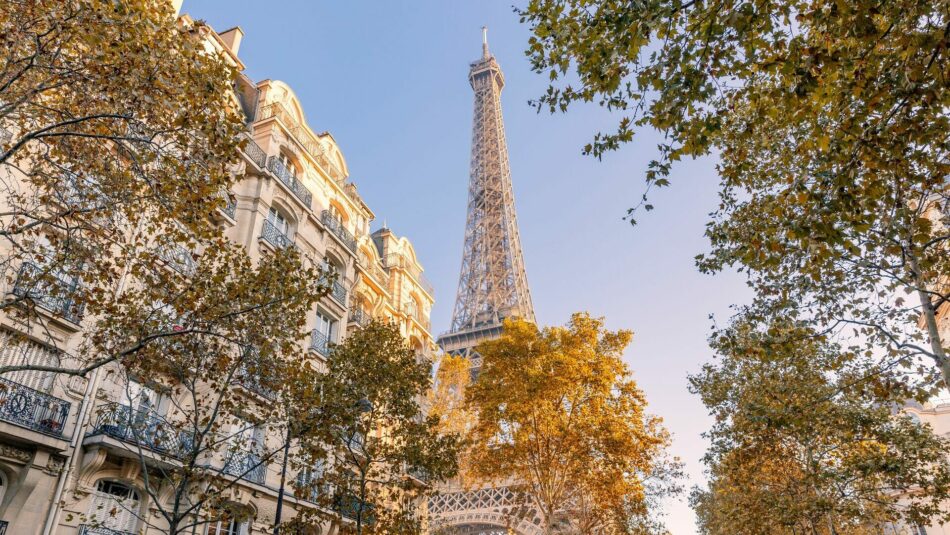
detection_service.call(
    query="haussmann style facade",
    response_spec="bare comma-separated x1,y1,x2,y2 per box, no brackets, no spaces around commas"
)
0,4,436,535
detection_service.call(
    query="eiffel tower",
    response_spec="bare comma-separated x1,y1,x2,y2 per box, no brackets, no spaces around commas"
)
437,27,535,371
431,29,542,535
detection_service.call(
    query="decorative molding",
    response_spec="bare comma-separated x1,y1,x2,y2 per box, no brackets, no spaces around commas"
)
0,442,33,463
44,454,67,475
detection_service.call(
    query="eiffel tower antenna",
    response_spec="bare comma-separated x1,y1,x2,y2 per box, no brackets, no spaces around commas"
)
437,27,535,368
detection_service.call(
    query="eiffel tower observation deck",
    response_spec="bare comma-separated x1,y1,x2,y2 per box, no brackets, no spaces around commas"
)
431,29,543,535
437,26,536,371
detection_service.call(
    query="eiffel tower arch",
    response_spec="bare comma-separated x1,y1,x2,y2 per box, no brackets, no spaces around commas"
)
432,28,541,535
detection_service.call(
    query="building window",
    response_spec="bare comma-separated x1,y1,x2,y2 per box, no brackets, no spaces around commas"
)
278,152,297,178
207,518,244,535
315,312,337,343
88,480,140,533
267,207,291,236
0,330,60,393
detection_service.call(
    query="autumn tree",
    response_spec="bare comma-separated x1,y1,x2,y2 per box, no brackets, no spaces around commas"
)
0,0,253,377
291,321,461,535
689,317,950,534
518,0,950,394
466,313,677,534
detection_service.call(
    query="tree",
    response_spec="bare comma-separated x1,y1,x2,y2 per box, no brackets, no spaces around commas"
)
466,313,677,534
0,0,250,377
71,245,327,535
689,317,950,534
291,321,461,535
518,0,950,393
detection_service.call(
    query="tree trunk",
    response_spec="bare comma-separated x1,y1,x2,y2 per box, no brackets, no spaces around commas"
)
908,250,950,392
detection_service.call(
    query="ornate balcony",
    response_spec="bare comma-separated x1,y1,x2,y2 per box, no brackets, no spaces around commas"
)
78,526,134,535
89,402,193,457
236,356,277,400
219,190,237,220
0,376,70,437
242,136,267,169
157,244,197,277
382,254,434,297
11,262,84,323
258,102,345,181
320,211,358,252
310,330,329,357
260,219,295,250
348,307,371,327
267,156,313,208
357,255,391,290
295,466,327,503
329,278,347,305
223,450,266,484
334,493,374,523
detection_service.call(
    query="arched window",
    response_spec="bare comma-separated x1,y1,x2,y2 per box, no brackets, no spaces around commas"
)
277,152,298,178
207,518,246,535
267,207,292,237
0,330,60,393
88,480,141,533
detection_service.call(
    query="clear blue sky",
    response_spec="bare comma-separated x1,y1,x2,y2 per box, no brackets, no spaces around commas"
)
185,1,751,532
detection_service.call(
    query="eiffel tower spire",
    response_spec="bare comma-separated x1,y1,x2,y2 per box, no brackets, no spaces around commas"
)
438,28,535,363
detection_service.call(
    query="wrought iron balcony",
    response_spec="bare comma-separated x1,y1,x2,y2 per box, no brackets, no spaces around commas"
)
260,219,295,250
258,102,345,181
0,376,70,436
242,136,267,169
382,253,435,297
222,450,266,484
320,211,358,252
310,330,329,356
157,244,197,277
407,464,430,483
219,190,237,220
78,526,135,535
357,255,391,290
348,307,371,327
11,262,84,323
267,156,313,208
334,493,374,523
236,361,277,400
295,467,327,503
89,402,193,457
319,275,347,305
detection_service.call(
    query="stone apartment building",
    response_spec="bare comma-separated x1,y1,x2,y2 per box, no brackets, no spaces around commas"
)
0,5,435,534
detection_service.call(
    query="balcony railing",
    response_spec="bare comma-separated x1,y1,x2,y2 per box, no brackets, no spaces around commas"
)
411,309,431,332
357,256,391,290
89,402,193,456
310,330,329,356
157,244,197,277
267,156,313,208
382,254,435,297
348,308,371,327
261,219,295,250
223,450,266,484
0,376,70,436
242,136,267,169
236,358,277,400
219,190,237,220
320,276,347,305
12,262,84,323
258,102,345,181
78,526,135,535
295,467,327,503
320,211,358,252
334,493,374,523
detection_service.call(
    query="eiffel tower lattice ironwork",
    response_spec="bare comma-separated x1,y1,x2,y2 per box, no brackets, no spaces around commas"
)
437,26,535,370
432,29,542,535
